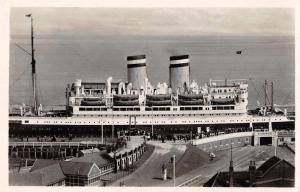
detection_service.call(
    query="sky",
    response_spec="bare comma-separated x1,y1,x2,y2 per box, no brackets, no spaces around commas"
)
10,8,294,40
9,8,295,107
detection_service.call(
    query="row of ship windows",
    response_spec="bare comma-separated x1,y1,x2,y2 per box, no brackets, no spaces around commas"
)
75,113,244,118
212,106,234,110
25,116,283,124
211,88,233,93
78,106,234,112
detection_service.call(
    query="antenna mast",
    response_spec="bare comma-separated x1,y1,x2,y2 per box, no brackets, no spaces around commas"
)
26,14,38,115
264,80,268,107
271,81,274,111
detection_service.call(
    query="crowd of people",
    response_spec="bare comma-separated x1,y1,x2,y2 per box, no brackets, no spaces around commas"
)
10,126,255,143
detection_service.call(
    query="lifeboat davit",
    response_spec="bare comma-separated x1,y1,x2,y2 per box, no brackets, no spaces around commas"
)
178,94,203,100
211,98,235,105
146,100,171,106
113,94,139,100
178,99,203,105
146,94,171,101
113,100,139,106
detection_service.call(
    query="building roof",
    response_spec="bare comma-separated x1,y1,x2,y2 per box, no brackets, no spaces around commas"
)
31,158,99,177
256,156,281,176
59,161,95,176
32,163,66,185
30,159,59,172
204,156,295,187
80,148,101,154
205,171,250,187
10,163,66,186
10,172,43,186
71,152,112,168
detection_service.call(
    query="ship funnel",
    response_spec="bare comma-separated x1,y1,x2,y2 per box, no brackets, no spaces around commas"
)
127,55,148,90
169,55,190,94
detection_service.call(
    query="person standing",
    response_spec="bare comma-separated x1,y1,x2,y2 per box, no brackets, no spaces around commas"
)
161,163,167,181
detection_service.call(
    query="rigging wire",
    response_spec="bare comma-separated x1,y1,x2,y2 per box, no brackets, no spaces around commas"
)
9,67,30,88
14,43,32,56
248,78,264,105
36,76,44,107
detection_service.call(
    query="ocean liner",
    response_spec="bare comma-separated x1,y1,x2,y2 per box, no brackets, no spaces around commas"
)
9,53,294,137
9,16,294,138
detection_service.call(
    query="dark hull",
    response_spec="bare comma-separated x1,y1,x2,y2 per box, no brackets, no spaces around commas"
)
9,121,294,137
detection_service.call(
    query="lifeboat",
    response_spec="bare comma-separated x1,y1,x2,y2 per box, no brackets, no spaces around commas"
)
113,94,139,100
178,99,203,105
211,98,235,105
84,97,103,101
113,100,139,106
146,94,171,101
146,100,171,106
178,94,203,100
81,100,106,106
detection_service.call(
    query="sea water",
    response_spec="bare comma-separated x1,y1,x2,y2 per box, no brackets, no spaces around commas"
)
9,35,294,110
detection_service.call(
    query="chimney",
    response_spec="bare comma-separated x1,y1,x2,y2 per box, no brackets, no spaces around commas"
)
229,160,234,187
249,160,256,187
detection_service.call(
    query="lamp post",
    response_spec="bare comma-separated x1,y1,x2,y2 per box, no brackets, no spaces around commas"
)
151,106,154,137
275,133,278,157
171,155,176,187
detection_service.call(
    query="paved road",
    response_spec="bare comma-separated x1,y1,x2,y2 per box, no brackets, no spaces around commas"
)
110,142,294,187
111,141,187,187
185,145,295,186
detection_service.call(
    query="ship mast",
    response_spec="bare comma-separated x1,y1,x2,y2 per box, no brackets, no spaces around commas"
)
26,14,38,115
264,80,274,111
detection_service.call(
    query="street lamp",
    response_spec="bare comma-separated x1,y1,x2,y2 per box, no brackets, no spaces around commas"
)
151,106,154,137
170,155,176,187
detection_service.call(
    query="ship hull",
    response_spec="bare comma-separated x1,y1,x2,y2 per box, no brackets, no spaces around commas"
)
9,118,294,137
